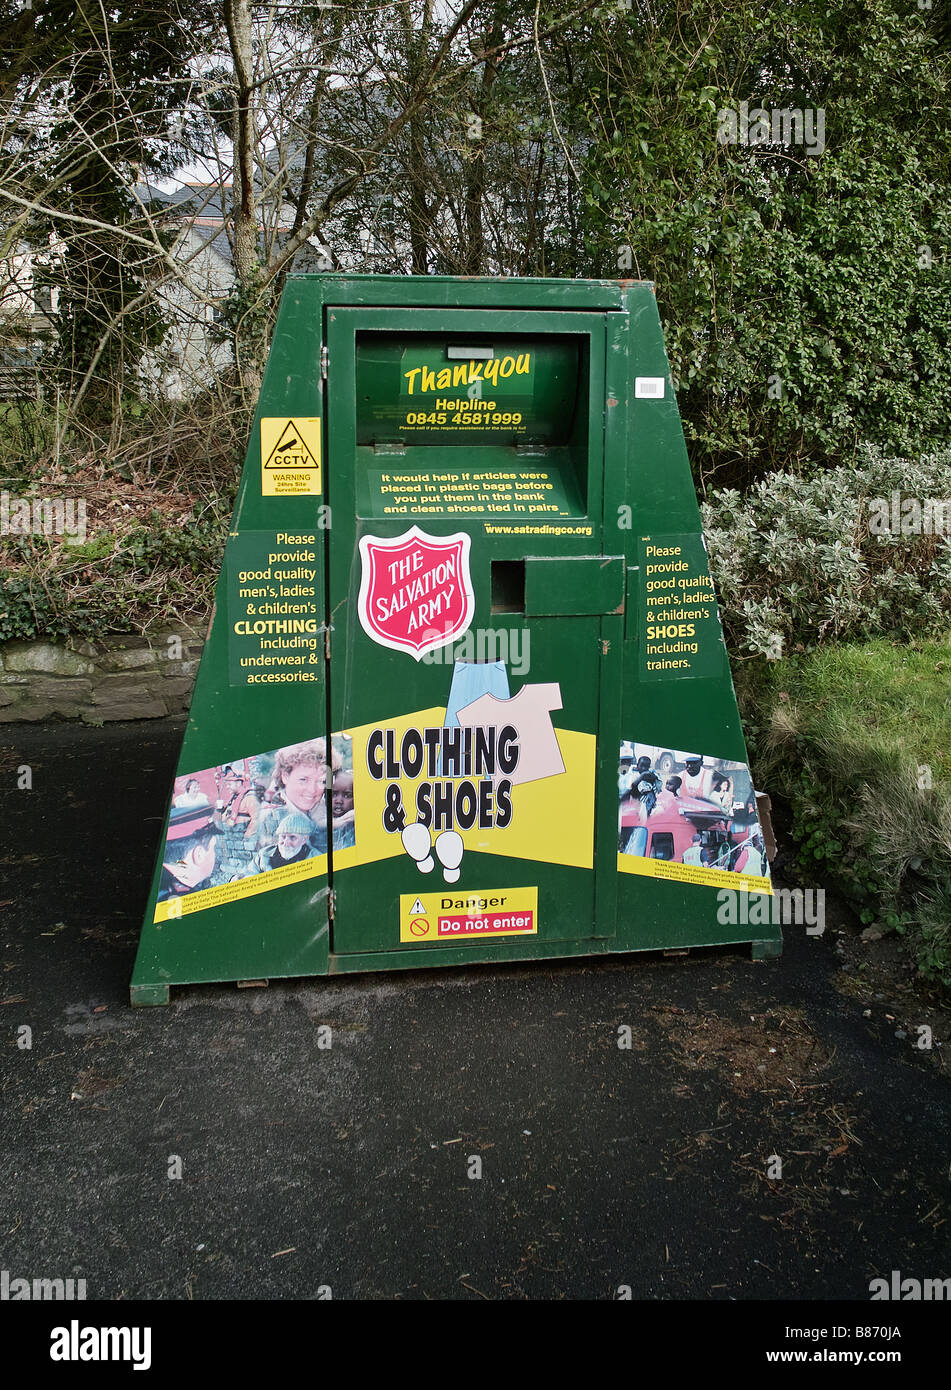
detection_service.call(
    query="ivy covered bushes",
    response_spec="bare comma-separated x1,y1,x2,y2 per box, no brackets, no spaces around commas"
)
0,389,244,643
704,446,951,986
579,0,951,491
0,508,228,643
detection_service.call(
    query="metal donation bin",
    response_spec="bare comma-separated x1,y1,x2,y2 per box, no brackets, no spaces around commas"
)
131,275,780,1005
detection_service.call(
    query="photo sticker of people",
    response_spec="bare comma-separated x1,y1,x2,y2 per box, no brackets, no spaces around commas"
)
158,735,356,907
617,741,769,880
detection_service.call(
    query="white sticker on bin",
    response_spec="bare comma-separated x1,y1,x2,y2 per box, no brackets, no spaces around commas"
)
635,377,666,399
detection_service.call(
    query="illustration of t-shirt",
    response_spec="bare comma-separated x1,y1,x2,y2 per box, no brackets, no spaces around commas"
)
456,683,565,786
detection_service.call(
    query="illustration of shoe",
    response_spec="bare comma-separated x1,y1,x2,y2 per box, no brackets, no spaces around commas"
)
434,830,464,883
401,822,434,873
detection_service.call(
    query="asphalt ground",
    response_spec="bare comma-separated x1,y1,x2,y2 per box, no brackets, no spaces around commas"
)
0,720,948,1304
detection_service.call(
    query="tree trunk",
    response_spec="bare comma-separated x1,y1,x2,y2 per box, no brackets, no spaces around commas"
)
463,8,505,276
225,0,263,403
401,2,433,277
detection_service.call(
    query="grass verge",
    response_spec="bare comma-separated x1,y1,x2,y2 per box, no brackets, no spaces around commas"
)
739,635,951,990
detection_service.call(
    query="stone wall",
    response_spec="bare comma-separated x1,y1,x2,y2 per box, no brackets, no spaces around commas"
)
0,627,205,723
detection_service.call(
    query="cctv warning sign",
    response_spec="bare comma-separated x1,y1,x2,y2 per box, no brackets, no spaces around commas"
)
398,886,538,944
261,417,322,496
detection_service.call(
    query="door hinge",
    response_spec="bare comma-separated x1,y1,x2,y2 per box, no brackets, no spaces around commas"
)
320,345,329,379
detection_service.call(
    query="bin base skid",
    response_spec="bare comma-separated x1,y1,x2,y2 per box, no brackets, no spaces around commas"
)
130,983,171,1007
326,933,782,975
128,930,782,1003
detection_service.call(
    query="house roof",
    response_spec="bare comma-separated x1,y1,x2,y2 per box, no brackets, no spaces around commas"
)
137,182,234,264
137,179,327,270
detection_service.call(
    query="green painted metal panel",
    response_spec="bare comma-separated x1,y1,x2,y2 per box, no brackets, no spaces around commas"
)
607,285,776,956
131,280,333,999
296,273,628,311
524,556,625,617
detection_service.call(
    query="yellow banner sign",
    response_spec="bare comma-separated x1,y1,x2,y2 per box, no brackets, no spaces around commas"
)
154,851,328,923
617,853,772,896
399,886,538,945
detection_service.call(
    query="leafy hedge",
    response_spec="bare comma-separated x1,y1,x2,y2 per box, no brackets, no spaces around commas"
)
578,0,951,490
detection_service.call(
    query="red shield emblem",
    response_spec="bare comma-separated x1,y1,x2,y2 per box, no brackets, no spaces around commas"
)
357,526,475,661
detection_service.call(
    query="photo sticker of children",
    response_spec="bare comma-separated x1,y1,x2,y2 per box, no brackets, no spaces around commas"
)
159,734,359,907
260,740,330,852
618,741,769,878
329,734,355,849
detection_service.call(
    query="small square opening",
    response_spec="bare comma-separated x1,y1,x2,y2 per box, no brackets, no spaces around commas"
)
491,560,525,614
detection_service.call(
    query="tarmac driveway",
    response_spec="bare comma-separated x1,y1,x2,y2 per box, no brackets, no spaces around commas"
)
1,722,947,1300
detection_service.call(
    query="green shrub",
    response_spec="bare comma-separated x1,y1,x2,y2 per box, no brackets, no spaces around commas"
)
702,446,951,659
746,637,951,989
0,387,245,643
577,1,951,491
0,401,63,486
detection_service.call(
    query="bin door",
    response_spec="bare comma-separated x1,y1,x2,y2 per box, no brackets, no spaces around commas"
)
323,305,620,964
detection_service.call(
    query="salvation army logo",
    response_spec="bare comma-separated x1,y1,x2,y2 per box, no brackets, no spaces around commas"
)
357,526,475,661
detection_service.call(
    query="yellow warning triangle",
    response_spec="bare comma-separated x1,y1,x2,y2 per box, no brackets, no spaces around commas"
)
263,419,319,469
410,897,426,915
